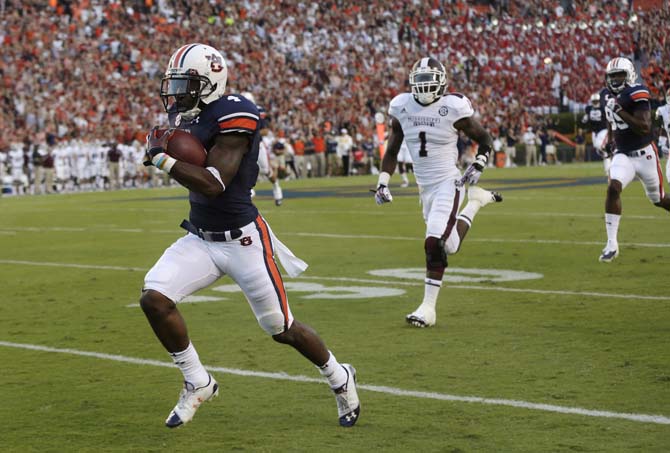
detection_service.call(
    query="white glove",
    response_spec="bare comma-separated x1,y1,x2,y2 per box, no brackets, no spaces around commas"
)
373,171,393,205
374,185,393,205
459,154,487,186
597,142,614,159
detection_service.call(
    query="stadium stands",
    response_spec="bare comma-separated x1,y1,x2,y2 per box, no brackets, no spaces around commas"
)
0,0,668,191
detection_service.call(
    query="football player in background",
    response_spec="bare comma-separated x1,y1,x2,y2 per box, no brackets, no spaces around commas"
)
581,91,611,174
242,91,283,206
397,139,413,187
599,57,670,262
141,44,359,428
654,87,670,182
373,57,502,328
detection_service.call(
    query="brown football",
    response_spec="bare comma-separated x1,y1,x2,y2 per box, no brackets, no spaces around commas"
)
161,129,207,166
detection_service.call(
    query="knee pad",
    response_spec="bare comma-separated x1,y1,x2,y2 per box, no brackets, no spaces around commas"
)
259,313,290,336
425,236,447,272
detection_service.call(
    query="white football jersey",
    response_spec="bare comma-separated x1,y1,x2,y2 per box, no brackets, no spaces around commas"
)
657,104,670,137
389,92,473,186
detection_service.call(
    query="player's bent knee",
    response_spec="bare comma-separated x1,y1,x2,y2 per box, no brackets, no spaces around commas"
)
139,289,175,317
607,179,622,196
425,236,447,271
261,313,290,337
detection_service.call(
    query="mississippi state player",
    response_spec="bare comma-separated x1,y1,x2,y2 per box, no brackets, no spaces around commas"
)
141,43,359,428
654,87,670,182
599,57,670,262
373,57,502,328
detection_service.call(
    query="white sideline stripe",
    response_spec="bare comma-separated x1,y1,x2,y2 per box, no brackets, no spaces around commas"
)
0,259,146,272
0,340,668,426
2,227,669,249
1,259,668,301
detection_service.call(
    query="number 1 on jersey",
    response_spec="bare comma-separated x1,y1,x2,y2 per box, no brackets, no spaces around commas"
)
419,131,427,157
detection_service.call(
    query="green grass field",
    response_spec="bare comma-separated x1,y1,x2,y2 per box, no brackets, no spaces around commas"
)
1,163,669,452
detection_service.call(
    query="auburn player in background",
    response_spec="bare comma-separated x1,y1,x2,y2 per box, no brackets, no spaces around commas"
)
141,43,360,428
599,57,670,262
581,91,611,174
654,88,670,183
242,91,284,206
373,57,503,328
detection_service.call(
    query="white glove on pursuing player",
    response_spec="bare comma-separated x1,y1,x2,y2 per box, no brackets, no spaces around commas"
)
373,171,393,205
597,142,615,159
459,153,487,186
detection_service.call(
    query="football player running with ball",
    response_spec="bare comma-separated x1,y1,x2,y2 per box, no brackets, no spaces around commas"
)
373,57,502,328
599,57,670,263
141,43,359,428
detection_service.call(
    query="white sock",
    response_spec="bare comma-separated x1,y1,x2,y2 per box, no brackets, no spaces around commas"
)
401,173,409,184
422,278,442,309
170,342,210,387
457,201,481,227
272,181,283,199
317,351,347,389
605,213,621,249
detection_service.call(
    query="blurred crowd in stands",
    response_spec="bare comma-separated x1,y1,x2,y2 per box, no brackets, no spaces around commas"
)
1,0,669,194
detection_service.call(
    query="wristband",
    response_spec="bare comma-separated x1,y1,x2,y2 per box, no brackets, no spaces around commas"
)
377,171,391,187
152,153,177,173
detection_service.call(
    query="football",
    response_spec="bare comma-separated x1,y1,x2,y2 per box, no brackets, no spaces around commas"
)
159,129,207,166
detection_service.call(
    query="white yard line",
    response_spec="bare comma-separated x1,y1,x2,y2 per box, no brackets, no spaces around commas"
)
295,276,670,301
283,232,670,249
1,259,668,301
0,340,667,425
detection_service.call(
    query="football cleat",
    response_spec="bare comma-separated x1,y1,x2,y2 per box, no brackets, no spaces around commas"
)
333,364,360,427
275,198,283,206
467,186,503,206
165,374,218,428
405,305,436,328
598,247,619,263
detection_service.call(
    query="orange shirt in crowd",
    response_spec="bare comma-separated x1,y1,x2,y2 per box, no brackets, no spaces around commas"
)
293,139,305,156
313,135,325,154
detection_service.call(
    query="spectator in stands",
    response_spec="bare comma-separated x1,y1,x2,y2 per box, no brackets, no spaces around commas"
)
0,0,667,191
503,123,518,168
326,132,339,177
312,131,326,178
337,128,354,177
574,129,586,162
292,134,306,178
523,127,539,167
303,134,316,178
107,143,123,191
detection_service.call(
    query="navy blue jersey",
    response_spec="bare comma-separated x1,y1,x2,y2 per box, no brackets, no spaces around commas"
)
604,84,653,152
168,94,261,230
582,105,607,133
